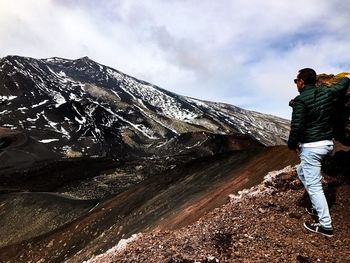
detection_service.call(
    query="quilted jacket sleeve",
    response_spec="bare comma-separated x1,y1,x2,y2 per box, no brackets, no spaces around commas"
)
288,96,306,150
330,77,350,97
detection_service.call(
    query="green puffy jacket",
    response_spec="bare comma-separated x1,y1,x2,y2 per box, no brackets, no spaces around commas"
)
288,77,350,150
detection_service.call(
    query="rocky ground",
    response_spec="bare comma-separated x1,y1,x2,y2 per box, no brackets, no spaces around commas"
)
87,165,350,263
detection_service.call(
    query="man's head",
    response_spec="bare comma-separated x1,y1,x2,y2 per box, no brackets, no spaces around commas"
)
294,68,317,92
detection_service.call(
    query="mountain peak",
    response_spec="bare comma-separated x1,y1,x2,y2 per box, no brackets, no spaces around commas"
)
78,56,92,61
75,56,95,64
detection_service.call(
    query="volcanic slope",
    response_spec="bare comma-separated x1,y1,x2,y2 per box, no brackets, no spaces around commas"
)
97,150,350,263
87,144,350,263
0,127,57,170
0,192,97,248
0,145,299,263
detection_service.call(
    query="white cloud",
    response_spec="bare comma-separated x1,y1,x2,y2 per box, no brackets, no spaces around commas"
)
0,0,349,119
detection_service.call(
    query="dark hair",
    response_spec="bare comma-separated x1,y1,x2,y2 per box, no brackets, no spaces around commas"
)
297,68,317,85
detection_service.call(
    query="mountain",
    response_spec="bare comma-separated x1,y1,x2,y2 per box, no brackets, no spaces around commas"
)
0,55,290,161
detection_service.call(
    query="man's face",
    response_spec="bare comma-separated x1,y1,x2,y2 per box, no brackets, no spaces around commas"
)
294,75,305,92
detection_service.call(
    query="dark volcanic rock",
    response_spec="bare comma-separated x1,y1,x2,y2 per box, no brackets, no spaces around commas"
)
0,192,97,247
0,127,58,170
0,156,119,193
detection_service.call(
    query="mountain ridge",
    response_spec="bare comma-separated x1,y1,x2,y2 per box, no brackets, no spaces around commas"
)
0,55,289,162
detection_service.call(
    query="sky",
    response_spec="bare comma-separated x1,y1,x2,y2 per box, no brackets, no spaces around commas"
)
1,0,350,119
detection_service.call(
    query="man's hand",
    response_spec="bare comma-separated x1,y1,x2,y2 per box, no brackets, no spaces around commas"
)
289,99,294,107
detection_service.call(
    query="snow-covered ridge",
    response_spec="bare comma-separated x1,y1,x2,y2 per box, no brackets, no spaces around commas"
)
0,55,290,157
107,69,200,121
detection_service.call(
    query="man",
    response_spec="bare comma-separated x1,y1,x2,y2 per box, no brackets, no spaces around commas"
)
288,68,350,237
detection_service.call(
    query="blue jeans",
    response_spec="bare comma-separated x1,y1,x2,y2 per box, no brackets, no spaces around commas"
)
297,144,333,229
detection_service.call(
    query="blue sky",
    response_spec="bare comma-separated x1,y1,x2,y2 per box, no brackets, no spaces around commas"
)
1,0,350,119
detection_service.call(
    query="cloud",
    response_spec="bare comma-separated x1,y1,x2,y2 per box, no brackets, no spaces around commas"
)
0,0,350,119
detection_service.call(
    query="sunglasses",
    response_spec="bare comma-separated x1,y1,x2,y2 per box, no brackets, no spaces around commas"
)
294,79,299,84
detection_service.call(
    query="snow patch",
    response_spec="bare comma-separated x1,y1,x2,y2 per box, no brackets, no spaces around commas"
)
53,93,66,107
2,124,14,127
110,89,120,99
186,97,209,108
0,95,17,101
84,234,141,263
58,70,66,77
75,116,86,124
39,139,60,143
69,93,81,101
27,116,39,122
32,100,49,108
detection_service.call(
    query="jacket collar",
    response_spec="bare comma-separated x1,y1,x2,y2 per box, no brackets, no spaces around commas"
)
300,84,316,93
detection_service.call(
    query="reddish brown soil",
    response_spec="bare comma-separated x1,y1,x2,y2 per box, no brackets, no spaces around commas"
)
94,170,350,263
